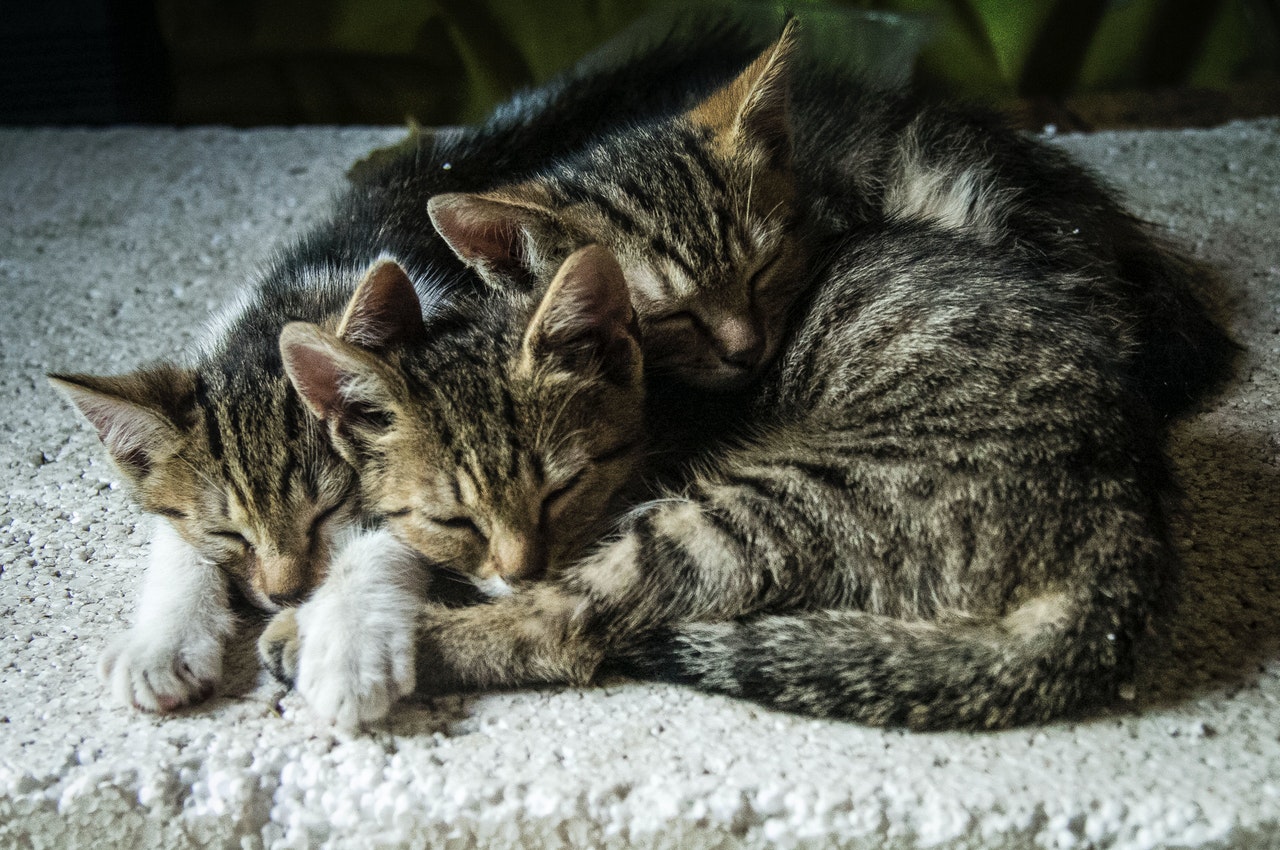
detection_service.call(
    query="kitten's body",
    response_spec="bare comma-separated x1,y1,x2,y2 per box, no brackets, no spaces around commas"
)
271,28,1209,729
50,21,763,714
282,224,1170,729
433,27,1233,416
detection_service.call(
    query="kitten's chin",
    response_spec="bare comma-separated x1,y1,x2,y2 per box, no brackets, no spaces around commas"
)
678,364,759,392
472,575,515,599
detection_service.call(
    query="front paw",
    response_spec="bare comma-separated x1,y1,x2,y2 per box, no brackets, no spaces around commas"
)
288,590,418,730
100,626,223,713
258,607,301,686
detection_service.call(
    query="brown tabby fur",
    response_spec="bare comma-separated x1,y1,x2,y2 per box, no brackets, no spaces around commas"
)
271,29,1192,730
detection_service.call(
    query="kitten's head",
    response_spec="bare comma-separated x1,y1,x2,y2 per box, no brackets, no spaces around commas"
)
281,246,646,595
427,23,807,391
46,261,424,610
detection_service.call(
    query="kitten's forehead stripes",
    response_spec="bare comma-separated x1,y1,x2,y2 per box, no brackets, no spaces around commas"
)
195,374,224,463
540,123,758,286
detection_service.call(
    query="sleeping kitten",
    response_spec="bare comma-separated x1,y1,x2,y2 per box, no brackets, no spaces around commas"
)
48,261,424,713
49,21,763,715
262,246,646,724
265,25,1197,729
428,21,1233,412
277,224,1172,730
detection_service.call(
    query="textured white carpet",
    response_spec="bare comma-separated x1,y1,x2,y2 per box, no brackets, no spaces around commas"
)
0,121,1278,849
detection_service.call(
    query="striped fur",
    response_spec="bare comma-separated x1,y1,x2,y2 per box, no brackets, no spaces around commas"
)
48,22,766,713
327,29,1205,728
355,228,1172,730
432,25,1234,416
279,246,648,596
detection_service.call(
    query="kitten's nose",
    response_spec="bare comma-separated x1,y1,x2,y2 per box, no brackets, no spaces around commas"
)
259,553,311,608
489,529,546,581
715,316,765,369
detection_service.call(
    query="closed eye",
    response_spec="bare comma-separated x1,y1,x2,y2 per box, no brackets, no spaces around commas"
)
652,310,706,334
309,501,345,534
748,252,783,292
592,440,641,465
210,530,249,548
430,515,485,537
546,471,584,504
541,470,585,526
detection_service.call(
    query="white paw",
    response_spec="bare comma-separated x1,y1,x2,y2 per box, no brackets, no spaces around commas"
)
99,624,224,712
287,528,425,730
292,589,418,730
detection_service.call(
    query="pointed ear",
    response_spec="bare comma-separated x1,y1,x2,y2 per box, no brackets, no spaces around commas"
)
338,258,424,351
428,187,559,286
520,244,641,386
48,367,193,478
689,17,797,167
279,322,399,437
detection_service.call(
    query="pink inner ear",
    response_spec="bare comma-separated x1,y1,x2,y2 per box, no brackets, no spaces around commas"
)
524,245,641,383
284,343,346,421
72,393,166,474
430,195,527,272
341,260,423,350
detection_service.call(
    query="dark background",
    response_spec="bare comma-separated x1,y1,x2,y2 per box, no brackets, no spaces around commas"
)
3,0,1279,131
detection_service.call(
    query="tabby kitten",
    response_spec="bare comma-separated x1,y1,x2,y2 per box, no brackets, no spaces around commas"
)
279,224,1171,730
428,21,1232,413
268,25,1191,729
48,260,423,713
263,246,647,724
49,21,763,715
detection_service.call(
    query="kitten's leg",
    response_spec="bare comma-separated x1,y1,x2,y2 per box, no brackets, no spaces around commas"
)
414,582,601,694
260,527,425,730
413,489,794,695
414,458,844,696
99,521,235,712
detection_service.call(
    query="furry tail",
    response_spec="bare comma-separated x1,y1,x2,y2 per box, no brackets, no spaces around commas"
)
1118,232,1238,418
608,587,1143,731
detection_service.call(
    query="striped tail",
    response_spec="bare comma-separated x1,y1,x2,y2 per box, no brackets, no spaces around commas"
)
609,583,1145,731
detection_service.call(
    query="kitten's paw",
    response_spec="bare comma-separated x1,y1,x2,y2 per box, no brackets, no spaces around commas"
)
99,626,223,713
258,607,301,686
291,588,418,730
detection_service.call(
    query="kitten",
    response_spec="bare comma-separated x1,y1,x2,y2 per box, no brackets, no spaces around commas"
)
262,246,646,724
49,21,762,715
266,26,1197,730
427,21,1233,413
279,224,1172,730
48,261,420,713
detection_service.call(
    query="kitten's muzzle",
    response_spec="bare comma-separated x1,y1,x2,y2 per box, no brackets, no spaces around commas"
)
487,529,547,582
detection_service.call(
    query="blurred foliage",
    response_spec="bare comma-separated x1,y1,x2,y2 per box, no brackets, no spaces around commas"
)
866,0,1280,98
154,0,1279,125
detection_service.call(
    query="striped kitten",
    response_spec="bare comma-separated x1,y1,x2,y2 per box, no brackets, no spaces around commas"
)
48,261,424,714
265,246,646,725
428,22,1232,413
280,227,1172,730
48,22,762,716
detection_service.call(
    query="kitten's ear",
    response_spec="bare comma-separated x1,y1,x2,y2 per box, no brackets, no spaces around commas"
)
520,244,641,386
428,188,559,286
338,258,424,350
280,322,400,439
689,18,797,167
48,367,194,479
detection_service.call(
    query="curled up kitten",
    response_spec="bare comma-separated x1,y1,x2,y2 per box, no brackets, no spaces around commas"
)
275,224,1174,731
263,246,646,728
46,21,762,716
